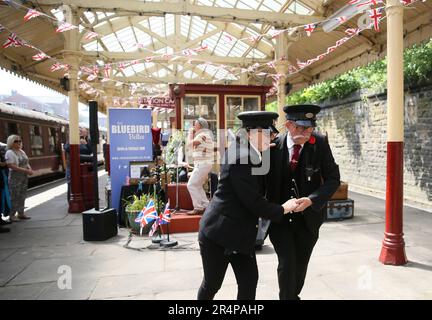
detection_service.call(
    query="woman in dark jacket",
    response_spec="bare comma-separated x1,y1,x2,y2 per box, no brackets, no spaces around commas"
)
197,111,296,300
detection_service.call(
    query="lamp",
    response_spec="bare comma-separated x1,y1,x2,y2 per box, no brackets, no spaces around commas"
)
321,0,371,33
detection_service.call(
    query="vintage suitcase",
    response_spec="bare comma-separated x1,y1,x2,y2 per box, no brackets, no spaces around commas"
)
82,207,118,241
330,181,348,200
167,183,194,210
325,198,354,221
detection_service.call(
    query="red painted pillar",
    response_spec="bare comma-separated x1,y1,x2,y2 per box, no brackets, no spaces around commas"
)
379,0,407,265
68,144,85,213
379,142,407,264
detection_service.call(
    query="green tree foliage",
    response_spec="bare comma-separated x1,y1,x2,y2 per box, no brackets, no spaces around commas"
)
282,38,432,105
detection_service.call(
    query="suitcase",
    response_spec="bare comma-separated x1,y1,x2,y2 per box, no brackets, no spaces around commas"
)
325,198,354,221
82,207,118,241
167,183,194,210
330,181,348,200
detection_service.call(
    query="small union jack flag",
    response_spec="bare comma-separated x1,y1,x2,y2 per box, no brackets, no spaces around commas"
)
159,202,172,225
348,0,361,4
304,24,316,37
24,9,43,21
3,33,23,48
136,199,158,227
55,22,78,33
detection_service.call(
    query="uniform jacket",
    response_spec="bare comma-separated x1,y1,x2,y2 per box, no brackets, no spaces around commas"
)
199,139,284,255
267,132,340,236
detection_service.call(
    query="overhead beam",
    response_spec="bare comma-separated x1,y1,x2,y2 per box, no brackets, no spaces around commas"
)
82,51,271,64
34,0,323,26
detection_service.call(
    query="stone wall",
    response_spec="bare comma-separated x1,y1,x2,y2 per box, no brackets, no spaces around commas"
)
316,86,432,210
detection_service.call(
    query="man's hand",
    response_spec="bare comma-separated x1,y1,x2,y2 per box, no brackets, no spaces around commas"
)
282,198,299,214
293,197,312,212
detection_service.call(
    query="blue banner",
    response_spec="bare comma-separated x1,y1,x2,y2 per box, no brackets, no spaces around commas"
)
109,108,153,218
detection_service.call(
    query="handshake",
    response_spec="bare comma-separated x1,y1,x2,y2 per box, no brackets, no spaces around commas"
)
282,197,312,214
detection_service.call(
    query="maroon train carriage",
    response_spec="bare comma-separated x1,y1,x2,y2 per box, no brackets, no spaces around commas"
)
0,102,69,186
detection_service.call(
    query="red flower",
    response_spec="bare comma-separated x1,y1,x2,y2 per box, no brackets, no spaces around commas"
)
308,135,316,145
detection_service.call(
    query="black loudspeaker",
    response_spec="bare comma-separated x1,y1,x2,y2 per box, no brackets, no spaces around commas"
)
284,82,293,95
89,100,99,144
60,76,70,91
82,208,118,241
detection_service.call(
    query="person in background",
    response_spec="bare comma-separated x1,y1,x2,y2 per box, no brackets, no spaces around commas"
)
64,127,93,203
185,118,214,215
0,142,11,232
5,135,33,221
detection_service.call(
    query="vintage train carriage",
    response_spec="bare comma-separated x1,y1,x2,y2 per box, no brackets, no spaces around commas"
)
0,102,69,183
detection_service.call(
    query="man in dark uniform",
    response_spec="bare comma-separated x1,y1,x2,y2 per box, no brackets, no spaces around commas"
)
198,111,297,300
267,104,340,300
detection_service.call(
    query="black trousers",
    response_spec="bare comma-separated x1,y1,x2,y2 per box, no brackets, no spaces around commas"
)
197,234,258,300
269,214,318,300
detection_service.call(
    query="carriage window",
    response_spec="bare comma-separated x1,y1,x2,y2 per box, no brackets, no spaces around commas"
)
30,125,44,156
48,127,57,153
7,122,19,136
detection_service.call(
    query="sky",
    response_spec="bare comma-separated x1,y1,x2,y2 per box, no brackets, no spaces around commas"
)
0,68,107,124
0,68,63,97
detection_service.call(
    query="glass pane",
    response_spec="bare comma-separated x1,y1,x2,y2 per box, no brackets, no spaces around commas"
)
200,96,217,120
226,97,242,132
184,96,199,120
48,127,57,154
30,125,44,156
244,97,259,112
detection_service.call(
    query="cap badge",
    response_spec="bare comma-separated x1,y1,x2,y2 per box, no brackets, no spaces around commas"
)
305,112,314,119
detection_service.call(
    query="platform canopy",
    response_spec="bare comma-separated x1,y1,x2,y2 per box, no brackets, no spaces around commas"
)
0,0,431,112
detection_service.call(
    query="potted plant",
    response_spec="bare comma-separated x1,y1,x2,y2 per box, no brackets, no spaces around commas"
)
123,194,149,234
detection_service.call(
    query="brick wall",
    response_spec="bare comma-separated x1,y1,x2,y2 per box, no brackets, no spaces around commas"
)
316,86,432,210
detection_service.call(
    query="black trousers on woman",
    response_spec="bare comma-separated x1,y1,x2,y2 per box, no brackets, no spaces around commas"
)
197,234,258,300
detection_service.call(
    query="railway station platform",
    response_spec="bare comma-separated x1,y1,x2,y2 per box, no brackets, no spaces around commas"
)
0,172,431,300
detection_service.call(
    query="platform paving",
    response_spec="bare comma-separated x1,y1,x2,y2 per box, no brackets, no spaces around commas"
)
0,172,431,300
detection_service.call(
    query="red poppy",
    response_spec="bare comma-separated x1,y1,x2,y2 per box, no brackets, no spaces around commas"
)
308,135,316,145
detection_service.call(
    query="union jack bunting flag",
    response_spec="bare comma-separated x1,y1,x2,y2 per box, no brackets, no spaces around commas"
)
356,0,383,8
348,0,361,4
55,22,78,33
84,31,98,41
32,52,48,61
3,33,23,48
224,34,234,42
103,64,111,78
369,8,384,31
50,63,67,72
336,16,348,24
345,28,361,36
304,24,316,37
24,9,43,21
193,44,208,52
